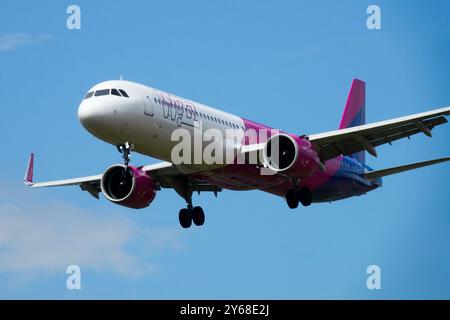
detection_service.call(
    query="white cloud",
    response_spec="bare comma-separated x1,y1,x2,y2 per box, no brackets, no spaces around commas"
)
0,33,51,51
0,184,183,282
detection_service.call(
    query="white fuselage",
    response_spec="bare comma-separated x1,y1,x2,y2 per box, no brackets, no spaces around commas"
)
78,80,246,172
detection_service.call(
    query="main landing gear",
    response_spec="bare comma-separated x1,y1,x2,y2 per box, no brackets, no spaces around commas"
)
285,187,312,209
176,183,206,228
179,204,205,229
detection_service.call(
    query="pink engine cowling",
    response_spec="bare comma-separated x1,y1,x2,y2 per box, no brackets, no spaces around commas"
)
262,133,323,178
100,164,157,209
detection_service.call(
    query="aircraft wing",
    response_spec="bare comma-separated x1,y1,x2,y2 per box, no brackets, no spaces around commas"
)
308,106,450,161
24,154,221,199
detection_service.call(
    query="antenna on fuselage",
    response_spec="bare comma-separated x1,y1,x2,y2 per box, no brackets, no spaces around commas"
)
119,75,123,80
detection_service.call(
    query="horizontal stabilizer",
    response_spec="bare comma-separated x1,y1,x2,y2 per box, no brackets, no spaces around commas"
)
364,157,450,180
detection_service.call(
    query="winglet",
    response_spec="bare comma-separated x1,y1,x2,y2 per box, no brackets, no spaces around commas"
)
24,153,34,186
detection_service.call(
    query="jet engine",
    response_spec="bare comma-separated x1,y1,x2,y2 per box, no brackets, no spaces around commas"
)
100,164,157,209
262,133,322,177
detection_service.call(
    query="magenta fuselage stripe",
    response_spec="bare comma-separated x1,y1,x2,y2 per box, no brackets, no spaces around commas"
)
192,118,352,201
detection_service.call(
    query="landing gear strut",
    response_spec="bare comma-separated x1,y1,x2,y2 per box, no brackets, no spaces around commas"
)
285,187,312,209
117,142,134,166
117,142,134,176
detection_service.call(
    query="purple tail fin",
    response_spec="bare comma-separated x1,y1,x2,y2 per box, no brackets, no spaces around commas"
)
339,79,366,164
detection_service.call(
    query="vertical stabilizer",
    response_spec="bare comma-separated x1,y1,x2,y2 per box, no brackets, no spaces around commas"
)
339,79,366,163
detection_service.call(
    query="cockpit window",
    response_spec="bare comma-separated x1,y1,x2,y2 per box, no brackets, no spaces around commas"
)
84,91,94,99
111,89,121,96
95,89,110,96
86,88,129,98
118,89,129,98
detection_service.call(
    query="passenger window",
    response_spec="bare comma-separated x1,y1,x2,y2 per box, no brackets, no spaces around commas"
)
94,89,110,96
118,89,129,97
111,89,121,96
84,91,94,99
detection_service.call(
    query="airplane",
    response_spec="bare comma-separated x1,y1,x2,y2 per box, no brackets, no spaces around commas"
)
24,79,450,228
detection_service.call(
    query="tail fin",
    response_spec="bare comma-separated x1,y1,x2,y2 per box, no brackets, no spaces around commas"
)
339,79,366,163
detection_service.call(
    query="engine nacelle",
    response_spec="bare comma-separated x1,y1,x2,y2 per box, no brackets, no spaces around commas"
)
262,133,322,177
101,164,157,209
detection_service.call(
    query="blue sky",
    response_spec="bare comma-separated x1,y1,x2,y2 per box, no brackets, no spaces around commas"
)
1,0,449,299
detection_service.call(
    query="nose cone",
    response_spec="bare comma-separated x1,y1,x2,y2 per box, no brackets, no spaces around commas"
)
78,100,104,133
78,101,98,130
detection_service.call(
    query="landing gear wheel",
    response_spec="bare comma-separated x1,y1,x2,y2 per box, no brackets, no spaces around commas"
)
285,189,299,209
192,206,205,226
298,187,312,207
179,208,192,228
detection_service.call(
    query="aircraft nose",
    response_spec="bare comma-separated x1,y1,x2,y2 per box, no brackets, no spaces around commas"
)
78,100,102,131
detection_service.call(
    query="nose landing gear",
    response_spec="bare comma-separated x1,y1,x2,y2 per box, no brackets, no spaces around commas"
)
116,142,134,177
117,142,134,166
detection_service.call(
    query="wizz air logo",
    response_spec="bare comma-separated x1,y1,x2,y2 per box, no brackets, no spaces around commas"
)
157,93,199,127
